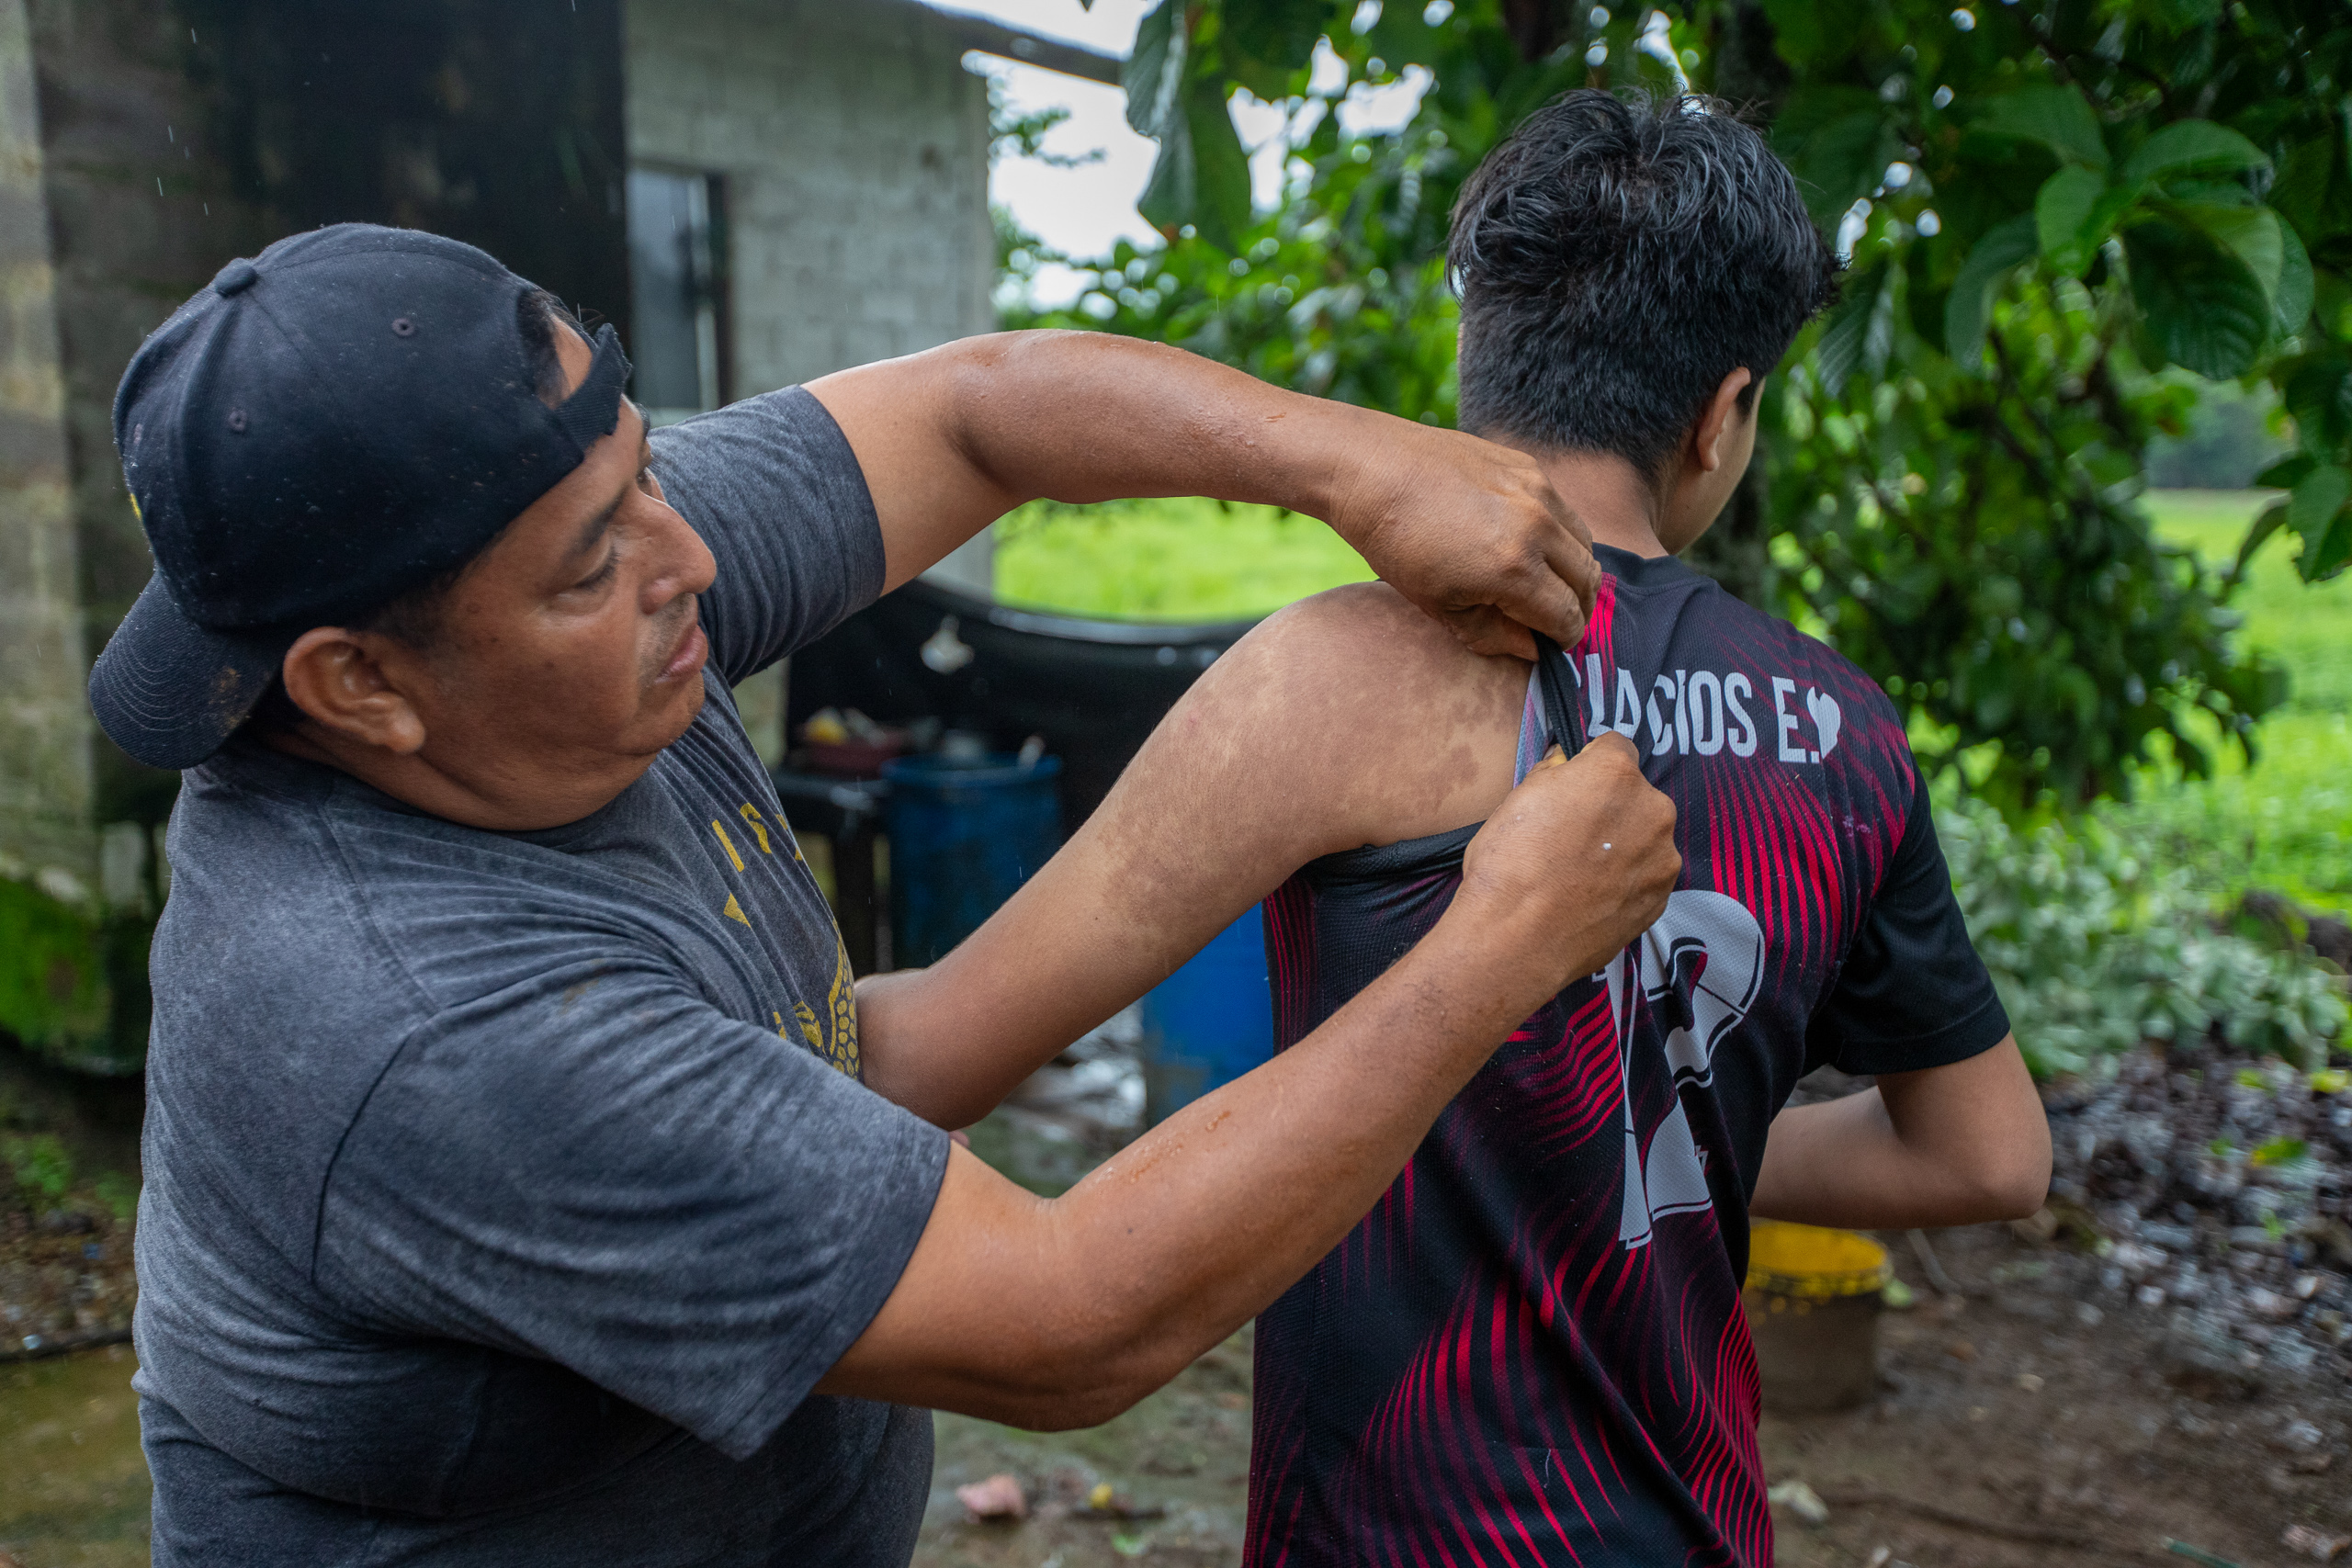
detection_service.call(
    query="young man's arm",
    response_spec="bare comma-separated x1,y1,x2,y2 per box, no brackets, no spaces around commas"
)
854,582,1532,1132
818,726,1679,1427
1747,1039,2052,1228
1751,772,2052,1229
806,333,1599,660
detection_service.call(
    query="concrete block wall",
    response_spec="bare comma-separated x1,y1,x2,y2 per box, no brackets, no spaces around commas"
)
0,0,93,891
20,0,269,852
623,0,996,393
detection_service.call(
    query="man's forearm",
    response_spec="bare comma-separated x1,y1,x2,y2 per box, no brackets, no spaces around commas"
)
830,908,1561,1427
808,331,1596,656
935,332,1379,522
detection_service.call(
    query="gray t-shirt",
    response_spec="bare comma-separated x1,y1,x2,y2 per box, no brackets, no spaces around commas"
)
133,387,952,1565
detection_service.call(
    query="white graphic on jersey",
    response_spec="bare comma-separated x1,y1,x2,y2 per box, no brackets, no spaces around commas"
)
1807,687,1843,759
1600,890,1767,1249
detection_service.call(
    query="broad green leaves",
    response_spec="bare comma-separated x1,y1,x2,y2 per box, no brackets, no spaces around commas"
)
2034,165,2112,276
2125,219,2273,379
1079,0,2348,810
1123,0,1186,139
1774,87,1902,231
1125,1,1255,253
2120,120,2271,187
1973,85,2109,171
1946,215,2038,370
2287,465,2352,581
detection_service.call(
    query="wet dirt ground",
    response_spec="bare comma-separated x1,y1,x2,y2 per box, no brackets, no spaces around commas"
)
5,1222,2347,1568
6,1067,2349,1567
910,1219,2352,1568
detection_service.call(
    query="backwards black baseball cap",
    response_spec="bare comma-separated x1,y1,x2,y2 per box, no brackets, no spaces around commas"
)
91,223,631,770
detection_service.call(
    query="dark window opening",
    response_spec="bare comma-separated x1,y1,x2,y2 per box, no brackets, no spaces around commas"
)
626,166,727,421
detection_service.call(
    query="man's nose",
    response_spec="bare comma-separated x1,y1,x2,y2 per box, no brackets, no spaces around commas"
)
645,503,718,604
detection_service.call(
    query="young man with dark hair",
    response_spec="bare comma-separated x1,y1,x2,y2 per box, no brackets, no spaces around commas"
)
864,90,2051,1566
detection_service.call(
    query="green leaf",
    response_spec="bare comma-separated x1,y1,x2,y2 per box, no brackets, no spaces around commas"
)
1814,266,1886,397
1973,86,2109,172
2252,1135,2307,1168
1137,73,1254,254
1225,0,1327,81
1365,0,1446,70
2280,357,2352,460
1123,0,1187,140
2288,464,2352,581
2034,165,2109,275
2229,498,2290,584
2120,120,2271,188
1790,112,1896,231
1944,214,2039,373
2257,452,2316,491
2122,218,2270,378
2273,219,2315,336
2173,201,2283,301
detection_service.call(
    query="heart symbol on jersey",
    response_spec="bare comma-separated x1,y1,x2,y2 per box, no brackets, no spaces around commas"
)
1806,687,1843,759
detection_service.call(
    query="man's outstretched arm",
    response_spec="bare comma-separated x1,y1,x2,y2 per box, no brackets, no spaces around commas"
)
807,332,1599,659
816,729,1679,1428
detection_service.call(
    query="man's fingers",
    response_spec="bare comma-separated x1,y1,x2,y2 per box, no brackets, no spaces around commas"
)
1487,556,1589,655
1528,742,1568,774
1441,604,1536,661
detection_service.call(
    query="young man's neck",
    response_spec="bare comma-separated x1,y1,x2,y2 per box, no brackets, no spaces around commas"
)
1517,446,1670,558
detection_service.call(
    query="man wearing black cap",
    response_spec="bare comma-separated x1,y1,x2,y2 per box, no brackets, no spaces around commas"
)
100,223,1680,1564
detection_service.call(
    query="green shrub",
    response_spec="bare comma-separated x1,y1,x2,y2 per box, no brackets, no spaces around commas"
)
0,875,110,1060
3,1132,75,1207
93,1170,140,1224
1940,795,2348,1078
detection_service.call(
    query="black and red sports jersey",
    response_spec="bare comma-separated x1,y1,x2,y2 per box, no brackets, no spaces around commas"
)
1248,547,2008,1568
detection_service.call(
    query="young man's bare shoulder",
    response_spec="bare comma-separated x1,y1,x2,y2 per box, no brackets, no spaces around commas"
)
1186,582,1531,849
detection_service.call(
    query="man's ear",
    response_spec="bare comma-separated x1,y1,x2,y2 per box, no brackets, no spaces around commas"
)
277,627,431,755
1692,367,1756,474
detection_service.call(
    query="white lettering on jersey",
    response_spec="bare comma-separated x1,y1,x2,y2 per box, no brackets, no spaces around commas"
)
1688,671,1724,755
1724,672,1758,756
1772,677,1806,763
1602,890,1767,1250
1560,659,1828,762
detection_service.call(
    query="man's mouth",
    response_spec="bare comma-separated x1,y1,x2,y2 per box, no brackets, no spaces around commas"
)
656,601,707,682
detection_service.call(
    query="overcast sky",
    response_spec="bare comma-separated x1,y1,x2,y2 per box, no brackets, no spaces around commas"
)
928,0,1428,304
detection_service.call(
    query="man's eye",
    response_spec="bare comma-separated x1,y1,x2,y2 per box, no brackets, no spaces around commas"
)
577,552,619,591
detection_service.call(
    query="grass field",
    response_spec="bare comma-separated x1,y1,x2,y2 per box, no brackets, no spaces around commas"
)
992,497,1372,622
995,489,2349,914
2127,490,2350,917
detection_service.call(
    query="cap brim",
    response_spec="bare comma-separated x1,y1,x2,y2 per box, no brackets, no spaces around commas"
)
89,575,299,770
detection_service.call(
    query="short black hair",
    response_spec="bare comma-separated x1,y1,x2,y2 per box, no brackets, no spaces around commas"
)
239,288,573,735
1448,90,1838,478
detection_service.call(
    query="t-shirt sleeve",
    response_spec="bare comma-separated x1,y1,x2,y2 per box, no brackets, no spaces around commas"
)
648,386,887,685
313,961,948,1461
1806,767,2012,1077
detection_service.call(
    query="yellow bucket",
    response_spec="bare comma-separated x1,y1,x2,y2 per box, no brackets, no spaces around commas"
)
1742,1223,1891,1413
1745,1222,1893,1301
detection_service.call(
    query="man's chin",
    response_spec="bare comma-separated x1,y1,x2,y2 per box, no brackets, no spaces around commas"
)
646,672,707,752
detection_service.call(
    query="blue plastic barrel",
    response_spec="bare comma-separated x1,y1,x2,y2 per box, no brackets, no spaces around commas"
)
1139,904,1276,1124
882,752,1062,968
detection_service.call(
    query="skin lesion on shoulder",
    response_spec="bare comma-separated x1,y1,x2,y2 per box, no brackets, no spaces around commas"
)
1189,583,1532,852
